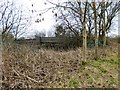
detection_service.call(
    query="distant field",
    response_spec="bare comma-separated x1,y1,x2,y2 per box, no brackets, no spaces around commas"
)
1,38,119,88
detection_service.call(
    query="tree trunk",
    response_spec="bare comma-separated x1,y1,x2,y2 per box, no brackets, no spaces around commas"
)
93,1,98,60
102,0,106,55
82,1,88,61
83,24,87,61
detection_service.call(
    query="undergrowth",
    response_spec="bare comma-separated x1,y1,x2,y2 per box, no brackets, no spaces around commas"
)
1,41,118,88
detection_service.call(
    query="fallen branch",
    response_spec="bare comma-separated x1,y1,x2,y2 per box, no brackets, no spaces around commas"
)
12,68,41,83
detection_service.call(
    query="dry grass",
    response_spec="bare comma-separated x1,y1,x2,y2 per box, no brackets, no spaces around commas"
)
1,41,118,88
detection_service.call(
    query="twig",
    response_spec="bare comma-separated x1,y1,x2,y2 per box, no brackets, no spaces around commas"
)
12,67,20,77
12,68,41,83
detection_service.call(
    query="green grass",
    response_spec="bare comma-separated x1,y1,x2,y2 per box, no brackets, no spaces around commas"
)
69,79,80,87
86,56,118,87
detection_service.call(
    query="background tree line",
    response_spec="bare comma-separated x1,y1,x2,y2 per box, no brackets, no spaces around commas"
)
43,0,120,60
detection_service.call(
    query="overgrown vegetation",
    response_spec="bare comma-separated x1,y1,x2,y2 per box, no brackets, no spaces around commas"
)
1,0,119,89
1,38,118,88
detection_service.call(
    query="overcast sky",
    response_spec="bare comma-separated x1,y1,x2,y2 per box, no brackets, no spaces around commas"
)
13,0,58,38
2,0,119,38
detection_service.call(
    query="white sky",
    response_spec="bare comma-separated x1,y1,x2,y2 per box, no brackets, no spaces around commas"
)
2,0,119,38
13,0,58,38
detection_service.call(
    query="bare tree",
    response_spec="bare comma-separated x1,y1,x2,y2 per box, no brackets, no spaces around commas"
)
92,1,98,60
97,1,120,39
102,0,106,55
0,0,31,42
78,1,88,61
43,0,119,38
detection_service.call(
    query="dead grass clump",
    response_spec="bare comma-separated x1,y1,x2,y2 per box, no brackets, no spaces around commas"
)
2,42,118,88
